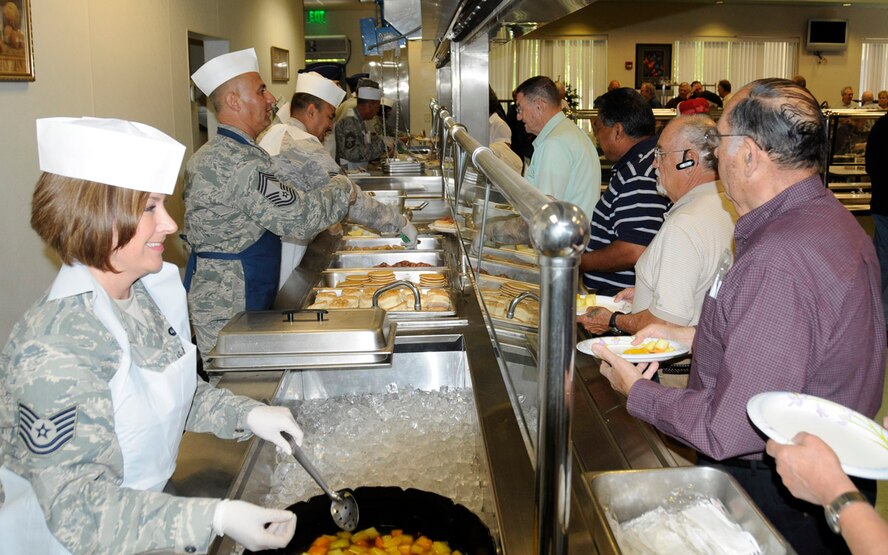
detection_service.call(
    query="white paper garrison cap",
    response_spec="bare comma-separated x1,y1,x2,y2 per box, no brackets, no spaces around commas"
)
357,85,382,101
36,117,186,195
191,48,259,96
296,72,346,108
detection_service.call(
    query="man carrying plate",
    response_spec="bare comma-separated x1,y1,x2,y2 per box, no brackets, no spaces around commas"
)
593,78,885,554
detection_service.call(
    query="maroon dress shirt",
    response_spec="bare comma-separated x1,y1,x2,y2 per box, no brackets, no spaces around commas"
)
627,175,886,460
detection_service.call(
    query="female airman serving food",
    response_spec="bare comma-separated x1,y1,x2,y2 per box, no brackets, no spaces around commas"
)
0,117,304,553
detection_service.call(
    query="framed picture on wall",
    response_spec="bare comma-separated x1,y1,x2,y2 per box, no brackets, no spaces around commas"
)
0,0,35,81
635,44,671,89
271,46,289,82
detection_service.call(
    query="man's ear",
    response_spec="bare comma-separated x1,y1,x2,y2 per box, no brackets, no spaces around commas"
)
224,89,241,113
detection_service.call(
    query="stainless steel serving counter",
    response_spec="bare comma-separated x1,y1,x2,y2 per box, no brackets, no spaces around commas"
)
171,189,681,554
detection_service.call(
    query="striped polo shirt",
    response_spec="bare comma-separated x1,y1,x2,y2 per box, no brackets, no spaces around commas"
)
583,135,670,295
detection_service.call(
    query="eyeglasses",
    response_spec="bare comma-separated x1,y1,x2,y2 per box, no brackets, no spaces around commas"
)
704,129,761,150
653,148,690,162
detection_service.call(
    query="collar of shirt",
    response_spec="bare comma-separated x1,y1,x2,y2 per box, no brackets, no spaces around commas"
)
665,180,718,218
611,135,657,174
218,123,258,146
532,111,567,145
734,174,826,252
48,263,97,301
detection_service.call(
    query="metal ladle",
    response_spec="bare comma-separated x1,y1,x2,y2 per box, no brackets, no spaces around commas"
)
280,431,359,531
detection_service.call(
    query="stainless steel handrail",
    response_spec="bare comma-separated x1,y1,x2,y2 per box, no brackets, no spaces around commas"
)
430,99,590,555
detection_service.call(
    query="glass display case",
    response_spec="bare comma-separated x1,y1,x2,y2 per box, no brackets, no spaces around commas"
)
825,109,883,212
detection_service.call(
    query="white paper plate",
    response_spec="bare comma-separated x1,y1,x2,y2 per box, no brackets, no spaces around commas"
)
576,336,690,363
575,295,631,316
747,392,888,480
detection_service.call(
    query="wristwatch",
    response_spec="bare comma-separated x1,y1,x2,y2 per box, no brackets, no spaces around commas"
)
825,491,868,534
608,311,626,336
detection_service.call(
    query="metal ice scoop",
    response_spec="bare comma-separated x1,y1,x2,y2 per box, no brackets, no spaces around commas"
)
280,431,359,531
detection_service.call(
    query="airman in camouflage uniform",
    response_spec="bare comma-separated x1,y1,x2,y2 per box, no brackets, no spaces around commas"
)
266,114,406,234
184,123,353,358
1,269,264,554
335,78,389,166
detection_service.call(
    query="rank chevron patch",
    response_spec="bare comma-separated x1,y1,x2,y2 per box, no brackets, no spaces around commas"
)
18,403,77,455
256,171,297,207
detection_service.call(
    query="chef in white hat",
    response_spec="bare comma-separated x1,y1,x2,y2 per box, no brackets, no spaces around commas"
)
334,77,391,168
0,116,303,553
259,71,419,288
184,49,358,363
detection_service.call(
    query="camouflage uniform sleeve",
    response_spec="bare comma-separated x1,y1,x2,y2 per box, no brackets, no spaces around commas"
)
347,184,407,233
235,157,352,240
1,299,218,554
186,380,264,439
271,133,340,193
487,215,531,245
335,115,388,164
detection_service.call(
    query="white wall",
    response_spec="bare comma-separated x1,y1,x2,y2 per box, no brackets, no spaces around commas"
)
0,0,305,342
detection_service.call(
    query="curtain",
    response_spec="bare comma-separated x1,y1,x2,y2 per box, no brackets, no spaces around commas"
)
489,38,607,110
861,42,888,95
675,38,798,92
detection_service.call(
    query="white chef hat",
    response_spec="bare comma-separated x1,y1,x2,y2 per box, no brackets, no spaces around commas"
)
36,117,186,195
381,97,395,108
295,71,346,108
191,48,259,96
357,84,382,101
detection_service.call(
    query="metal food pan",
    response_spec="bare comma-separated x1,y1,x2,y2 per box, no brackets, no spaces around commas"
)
330,250,445,268
210,308,392,357
207,324,396,371
476,275,539,332
479,246,538,267
340,236,444,251
475,259,540,285
586,466,793,555
321,268,451,288
364,190,406,210
306,288,456,318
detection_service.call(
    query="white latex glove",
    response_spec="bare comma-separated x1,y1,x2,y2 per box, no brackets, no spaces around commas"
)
399,221,419,248
246,405,304,454
213,499,296,551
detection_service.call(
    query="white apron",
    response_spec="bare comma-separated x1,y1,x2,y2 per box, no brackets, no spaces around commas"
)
262,122,324,289
0,263,196,552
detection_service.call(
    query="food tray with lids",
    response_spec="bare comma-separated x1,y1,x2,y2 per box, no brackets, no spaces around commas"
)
321,268,451,288
339,236,444,251
476,275,540,332
207,308,396,371
329,250,445,268
305,287,457,318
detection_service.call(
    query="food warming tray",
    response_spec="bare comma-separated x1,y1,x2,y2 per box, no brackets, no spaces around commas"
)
586,466,794,555
207,308,396,371
473,258,540,284
476,275,540,333
306,288,457,318
329,250,445,268
340,236,444,251
321,268,451,288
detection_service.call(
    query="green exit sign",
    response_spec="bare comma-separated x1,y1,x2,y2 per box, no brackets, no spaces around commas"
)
307,10,326,25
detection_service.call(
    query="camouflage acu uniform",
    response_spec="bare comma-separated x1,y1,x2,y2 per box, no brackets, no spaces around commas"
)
334,107,387,165
0,265,264,554
268,119,405,233
184,124,352,357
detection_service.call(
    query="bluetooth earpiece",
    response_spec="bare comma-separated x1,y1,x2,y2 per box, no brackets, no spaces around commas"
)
676,150,696,170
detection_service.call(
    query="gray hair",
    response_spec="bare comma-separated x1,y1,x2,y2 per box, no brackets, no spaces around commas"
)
725,78,825,171
675,115,717,171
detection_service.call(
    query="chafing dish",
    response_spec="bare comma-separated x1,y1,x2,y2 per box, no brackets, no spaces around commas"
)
329,250,445,268
475,258,540,284
207,308,396,371
305,287,457,318
340,236,444,251
321,268,452,288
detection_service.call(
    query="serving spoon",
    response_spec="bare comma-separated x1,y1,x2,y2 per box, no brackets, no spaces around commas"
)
279,431,359,531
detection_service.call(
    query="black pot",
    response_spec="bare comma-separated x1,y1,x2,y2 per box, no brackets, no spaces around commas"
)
247,486,496,554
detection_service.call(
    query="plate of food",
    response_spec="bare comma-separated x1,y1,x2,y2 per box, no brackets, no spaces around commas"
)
575,294,631,316
577,336,690,363
747,392,888,480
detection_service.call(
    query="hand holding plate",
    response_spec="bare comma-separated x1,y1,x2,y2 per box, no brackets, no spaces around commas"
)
766,433,856,507
592,342,658,396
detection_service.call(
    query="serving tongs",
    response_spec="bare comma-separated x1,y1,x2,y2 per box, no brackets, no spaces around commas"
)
280,431,359,531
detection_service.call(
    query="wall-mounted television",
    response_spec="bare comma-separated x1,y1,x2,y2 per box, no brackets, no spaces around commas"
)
807,19,848,51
